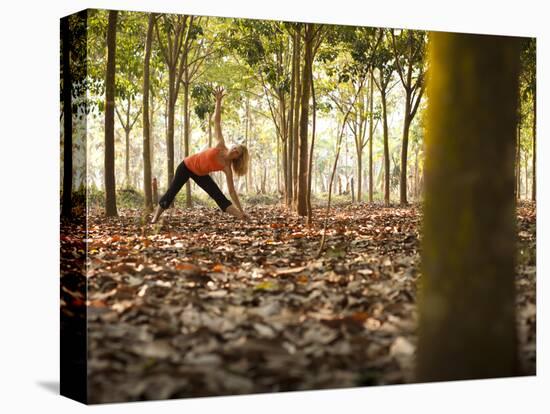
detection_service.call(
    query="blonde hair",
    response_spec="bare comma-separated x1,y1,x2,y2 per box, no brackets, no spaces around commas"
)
231,145,249,176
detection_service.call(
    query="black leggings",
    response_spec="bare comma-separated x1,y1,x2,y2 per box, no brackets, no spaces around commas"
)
158,161,232,211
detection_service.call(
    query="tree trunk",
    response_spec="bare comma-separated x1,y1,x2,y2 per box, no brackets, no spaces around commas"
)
248,117,254,193
152,177,159,205
276,134,281,193
297,24,314,216
104,10,118,217
515,124,521,200
150,95,157,173
356,155,362,202
525,151,529,200
61,17,73,218
368,69,375,203
142,14,154,212
417,32,521,382
292,31,301,207
400,95,412,205
124,127,130,188
414,145,420,199
183,64,192,208
306,62,317,224
381,89,390,206
355,104,363,203
531,95,536,201
166,70,176,189
282,138,287,197
287,32,298,206
246,98,251,193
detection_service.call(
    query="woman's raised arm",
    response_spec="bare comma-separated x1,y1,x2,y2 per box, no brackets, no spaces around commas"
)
213,86,226,147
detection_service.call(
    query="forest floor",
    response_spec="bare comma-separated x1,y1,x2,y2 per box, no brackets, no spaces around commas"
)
60,201,536,404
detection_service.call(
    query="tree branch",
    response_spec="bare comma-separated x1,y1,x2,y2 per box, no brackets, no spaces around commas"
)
154,19,170,66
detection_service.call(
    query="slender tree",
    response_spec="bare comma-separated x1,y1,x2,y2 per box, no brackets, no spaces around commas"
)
531,90,537,201
417,32,521,381
292,28,302,207
142,13,155,212
228,20,293,202
113,11,145,189
372,32,396,206
368,68,375,203
116,99,141,187
306,29,326,222
286,29,300,206
317,79,365,255
155,14,194,188
179,19,212,207
306,64,317,223
104,10,118,217
296,23,316,216
390,29,426,205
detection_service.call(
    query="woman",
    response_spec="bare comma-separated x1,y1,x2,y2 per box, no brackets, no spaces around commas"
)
151,86,249,223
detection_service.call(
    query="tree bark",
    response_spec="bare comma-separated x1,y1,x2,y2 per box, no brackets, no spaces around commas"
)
104,10,118,217
183,63,192,207
61,16,73,218
142,14,154,212
417,32,521,382
155,16,193,190
400,94,412,205
357,156,362,202
292,30,301,207
124,127,130,188
286,31,297,206
306,61,317,224
381,87,390,206
246,98,251,193
515,123,521,200
248,114,254,192
368,69,375,203
531,95,536,201
152,177,158,205
166,70,176,189
524,146,529,200
297,24,314,216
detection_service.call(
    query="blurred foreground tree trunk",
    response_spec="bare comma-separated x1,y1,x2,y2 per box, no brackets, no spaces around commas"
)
104,10,118,217
417,32,521,381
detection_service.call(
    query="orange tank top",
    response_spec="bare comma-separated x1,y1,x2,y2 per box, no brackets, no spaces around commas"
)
184,147,225,176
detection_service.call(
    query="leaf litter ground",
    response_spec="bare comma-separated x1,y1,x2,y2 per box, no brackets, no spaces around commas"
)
60,202,536,403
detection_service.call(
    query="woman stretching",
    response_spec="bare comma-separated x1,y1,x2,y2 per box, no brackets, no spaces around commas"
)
151,87,249,223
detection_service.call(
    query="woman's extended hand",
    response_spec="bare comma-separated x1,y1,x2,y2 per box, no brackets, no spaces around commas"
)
213,86,226,101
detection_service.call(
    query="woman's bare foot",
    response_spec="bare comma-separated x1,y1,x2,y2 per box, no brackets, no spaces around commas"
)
151,205,165,224
225,205,245,219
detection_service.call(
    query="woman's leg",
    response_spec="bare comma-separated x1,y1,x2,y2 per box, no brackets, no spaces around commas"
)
191,174,236,214
152,162,190,223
